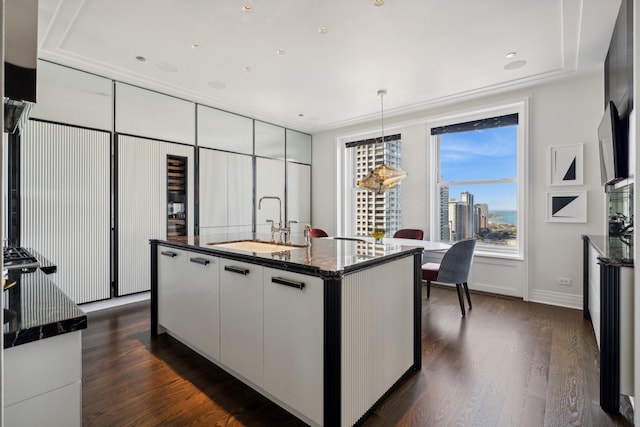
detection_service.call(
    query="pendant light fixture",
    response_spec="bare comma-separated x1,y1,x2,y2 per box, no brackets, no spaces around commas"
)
357,90,408,194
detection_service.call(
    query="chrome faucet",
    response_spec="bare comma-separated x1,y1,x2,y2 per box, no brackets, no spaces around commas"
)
284,220,298,244
259,196,283,241
304,224,312,246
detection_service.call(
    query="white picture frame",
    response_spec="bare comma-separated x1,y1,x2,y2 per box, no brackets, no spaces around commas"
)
549,144,583,186
545,191,587,223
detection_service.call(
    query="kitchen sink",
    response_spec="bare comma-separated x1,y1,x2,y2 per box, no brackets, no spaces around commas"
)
211,240,306,254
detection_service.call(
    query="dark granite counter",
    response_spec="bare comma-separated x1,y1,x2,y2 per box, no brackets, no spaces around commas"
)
582,234,633,267
3,268,87,348
153,232,423,279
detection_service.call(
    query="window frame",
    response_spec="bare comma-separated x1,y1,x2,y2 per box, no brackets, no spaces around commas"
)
341,135,404,238
429,100,528,260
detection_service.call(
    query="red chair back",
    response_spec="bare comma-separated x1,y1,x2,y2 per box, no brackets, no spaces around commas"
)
308,228,329,238
393,229,424,240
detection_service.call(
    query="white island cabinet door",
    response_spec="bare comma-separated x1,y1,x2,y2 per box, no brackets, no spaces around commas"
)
263,268,324,426
219,259,264,387
158,248,221,360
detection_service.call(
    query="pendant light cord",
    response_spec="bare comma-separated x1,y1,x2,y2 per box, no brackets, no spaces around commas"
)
378,89,386,142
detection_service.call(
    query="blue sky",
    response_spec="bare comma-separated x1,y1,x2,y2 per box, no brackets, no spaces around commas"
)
440,125,517,210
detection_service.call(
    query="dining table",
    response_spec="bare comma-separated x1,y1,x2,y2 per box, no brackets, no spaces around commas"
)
337,236,452,252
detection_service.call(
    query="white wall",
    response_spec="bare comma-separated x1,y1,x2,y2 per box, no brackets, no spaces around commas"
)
312,71,606,307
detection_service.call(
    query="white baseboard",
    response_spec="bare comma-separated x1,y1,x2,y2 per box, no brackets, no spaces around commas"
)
527,288,582,310
80,292,150,313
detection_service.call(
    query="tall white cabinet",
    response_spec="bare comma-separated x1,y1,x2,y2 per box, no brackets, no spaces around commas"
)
117,135,194,295
287,162,311,234
256,158,286,234
198,149,253,233
20,121,111,303
286,129,312,233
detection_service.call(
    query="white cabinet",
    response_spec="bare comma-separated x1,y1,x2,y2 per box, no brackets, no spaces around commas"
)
115,82,195,145
255,121,285,159
256,157,285,234
117,135,194,295
263,268,324,425
286,162,311,234
285,129,311,164
197,105,253,155
32,60,113,131
158,248,220,359
219,259,264,386
588,244,601,346
199,148,253,233
20,120,111,304
4,331,82,427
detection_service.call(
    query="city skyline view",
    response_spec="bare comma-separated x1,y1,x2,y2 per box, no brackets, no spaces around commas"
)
440,125,517,211
439,123,518,245
441,188,517,245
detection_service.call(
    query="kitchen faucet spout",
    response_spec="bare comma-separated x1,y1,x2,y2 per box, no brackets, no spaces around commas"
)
258,196,282,228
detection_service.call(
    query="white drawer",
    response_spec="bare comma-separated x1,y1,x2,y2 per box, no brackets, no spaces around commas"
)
4,331,82,406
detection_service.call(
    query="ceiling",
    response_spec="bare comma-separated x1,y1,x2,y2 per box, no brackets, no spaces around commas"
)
36,0,621,134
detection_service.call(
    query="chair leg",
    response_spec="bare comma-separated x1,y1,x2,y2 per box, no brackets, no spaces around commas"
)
463,282,472,310
455,283,466,316
427,280,431,299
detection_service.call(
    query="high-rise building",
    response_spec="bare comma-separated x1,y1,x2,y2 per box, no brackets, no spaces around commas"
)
448,199,459,241
354,139,402,236
460,191,475,238
476,203,488,229
440,184,449,240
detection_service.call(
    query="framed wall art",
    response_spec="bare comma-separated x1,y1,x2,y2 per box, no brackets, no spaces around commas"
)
545,191,587,223
549,143,583,186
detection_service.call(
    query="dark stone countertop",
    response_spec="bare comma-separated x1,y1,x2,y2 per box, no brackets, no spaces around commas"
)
152,232,423,279
582,234,634,267
3,267,87,349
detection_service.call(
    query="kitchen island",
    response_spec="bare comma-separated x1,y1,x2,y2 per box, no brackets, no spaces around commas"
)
150,233,423,427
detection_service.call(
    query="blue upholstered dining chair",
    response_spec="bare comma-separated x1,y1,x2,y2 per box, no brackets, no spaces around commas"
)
421,239,477,316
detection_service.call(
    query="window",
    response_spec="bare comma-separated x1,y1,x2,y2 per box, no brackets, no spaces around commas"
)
431,103,525,257
344,135,403,237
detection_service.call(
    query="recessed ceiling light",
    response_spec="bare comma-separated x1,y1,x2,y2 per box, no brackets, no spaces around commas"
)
298,113,304,117
243,4,252,12
276,49,286,55
504,60,527,70
243,66,252,72
505,51,517,58
374,0,384,6
319,27,328,34
135,56,146,62
208,81,226,89
156,62,178,72
192,43,200,49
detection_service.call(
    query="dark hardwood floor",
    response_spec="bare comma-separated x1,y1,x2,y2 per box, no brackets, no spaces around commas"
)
82,286,634,426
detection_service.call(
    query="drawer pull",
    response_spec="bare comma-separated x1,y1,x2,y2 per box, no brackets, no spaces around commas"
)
160,251,177,258
224,265,250,275
190,257,210,266
271,277,305,290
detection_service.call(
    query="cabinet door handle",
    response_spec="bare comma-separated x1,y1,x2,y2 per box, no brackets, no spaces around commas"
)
224,265,250,275
190,257,210,266
161,251,178,258
271,277,305,290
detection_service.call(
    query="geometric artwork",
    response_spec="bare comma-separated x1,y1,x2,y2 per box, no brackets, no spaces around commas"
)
550,144,583,186
546,191,587,223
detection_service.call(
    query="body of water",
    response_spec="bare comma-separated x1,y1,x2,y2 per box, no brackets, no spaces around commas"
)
488,210,516,225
